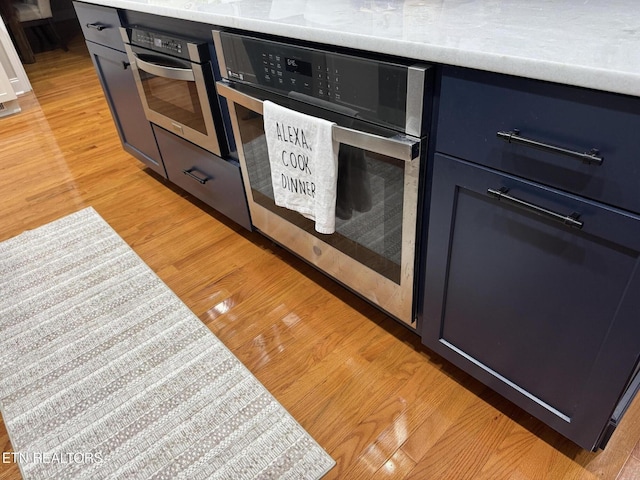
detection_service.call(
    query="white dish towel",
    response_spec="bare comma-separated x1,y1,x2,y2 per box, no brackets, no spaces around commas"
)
263,100,339,234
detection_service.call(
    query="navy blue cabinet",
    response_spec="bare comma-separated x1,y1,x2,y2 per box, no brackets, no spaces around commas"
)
75,3,252,230
74,2,165,177
420,66,640,451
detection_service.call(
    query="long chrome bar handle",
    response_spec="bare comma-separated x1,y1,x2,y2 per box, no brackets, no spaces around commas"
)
216,80,421,162
497,129,603,166
487,187,584,229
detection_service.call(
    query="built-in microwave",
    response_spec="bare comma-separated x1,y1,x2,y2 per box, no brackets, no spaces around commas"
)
120,27,229,156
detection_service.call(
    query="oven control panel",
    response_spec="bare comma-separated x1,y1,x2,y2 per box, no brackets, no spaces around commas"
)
216,31,432,134
127,27,208,63
218,32,406,105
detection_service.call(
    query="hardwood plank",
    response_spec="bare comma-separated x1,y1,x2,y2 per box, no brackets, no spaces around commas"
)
370,448,417,480
617,456,640,480
1,31,639,480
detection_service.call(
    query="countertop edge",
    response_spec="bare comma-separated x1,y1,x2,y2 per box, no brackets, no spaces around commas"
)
78,0,640,98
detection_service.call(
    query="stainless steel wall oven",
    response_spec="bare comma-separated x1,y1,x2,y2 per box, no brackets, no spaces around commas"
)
214,30,432,326
121,26,229,156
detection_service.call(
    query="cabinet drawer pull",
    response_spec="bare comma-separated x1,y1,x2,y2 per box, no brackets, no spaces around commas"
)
182,168,210,184
487,187,584,229
86,23,107,31
497,130,603,166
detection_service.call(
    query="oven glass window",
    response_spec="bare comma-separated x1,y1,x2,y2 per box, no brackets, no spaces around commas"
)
236,104,404,284
138,68,207,134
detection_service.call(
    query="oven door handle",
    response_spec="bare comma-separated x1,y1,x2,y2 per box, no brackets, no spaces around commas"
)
332,127,420,162
216,81,421,162
134,54,195,82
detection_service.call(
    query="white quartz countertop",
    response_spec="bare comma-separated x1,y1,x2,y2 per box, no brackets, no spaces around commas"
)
83,0,640,97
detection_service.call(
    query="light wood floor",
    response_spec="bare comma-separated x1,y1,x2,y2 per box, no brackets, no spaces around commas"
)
1,34,640,480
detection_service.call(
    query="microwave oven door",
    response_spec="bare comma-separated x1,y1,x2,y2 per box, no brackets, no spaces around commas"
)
125,45,223,156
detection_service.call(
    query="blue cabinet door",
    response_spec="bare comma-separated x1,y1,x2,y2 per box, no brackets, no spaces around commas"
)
420,153,640,451
86,41,166,178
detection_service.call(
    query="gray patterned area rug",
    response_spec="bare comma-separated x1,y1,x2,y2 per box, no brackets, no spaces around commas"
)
0,207,335,480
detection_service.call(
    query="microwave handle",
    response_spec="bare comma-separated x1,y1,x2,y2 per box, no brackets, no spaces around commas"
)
134,55,195,82
216,81,421,162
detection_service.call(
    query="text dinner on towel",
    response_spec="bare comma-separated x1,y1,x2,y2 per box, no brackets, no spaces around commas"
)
263,100,339,234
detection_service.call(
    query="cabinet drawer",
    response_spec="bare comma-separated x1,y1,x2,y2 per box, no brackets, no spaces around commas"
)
73,1,124,51
437,66,640,214
154,126,251,231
